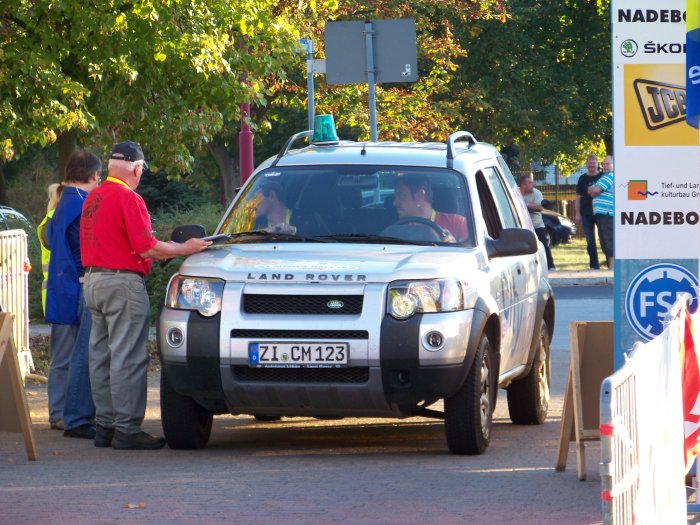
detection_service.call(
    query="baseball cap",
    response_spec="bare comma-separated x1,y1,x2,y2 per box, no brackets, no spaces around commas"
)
110,141,148,169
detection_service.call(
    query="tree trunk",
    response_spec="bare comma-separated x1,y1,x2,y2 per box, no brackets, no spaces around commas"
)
0,161,7,205
208,137,239,205
56,129,78,180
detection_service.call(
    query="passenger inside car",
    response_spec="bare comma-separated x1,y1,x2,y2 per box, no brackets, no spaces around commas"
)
254,180,329,236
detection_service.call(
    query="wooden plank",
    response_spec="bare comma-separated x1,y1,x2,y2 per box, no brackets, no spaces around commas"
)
555,366,574,471
555,321,614,480
570,322,587,480
0,313,37,460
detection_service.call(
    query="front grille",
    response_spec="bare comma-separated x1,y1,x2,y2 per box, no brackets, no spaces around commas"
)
231,329,369,339
243,294,363,315
232,366,370,383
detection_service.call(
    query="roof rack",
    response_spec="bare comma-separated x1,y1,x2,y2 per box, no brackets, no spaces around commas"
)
446,131,477,168
270,130,313,167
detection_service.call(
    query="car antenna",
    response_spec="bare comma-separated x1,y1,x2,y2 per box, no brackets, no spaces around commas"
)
361,143,367,155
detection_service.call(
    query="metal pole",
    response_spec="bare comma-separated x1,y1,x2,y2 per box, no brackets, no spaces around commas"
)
364,21,378,142
239,102,254,184
555,162,560,214
306,39,315,131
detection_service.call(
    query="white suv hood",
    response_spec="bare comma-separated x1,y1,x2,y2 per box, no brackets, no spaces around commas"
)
175,243,483,284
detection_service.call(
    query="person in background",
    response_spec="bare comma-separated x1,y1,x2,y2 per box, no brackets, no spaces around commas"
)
588,155,614,269
38,183,72,431
46,151,102,439
81,141,210,450
574,154,603,269
518,175,555,270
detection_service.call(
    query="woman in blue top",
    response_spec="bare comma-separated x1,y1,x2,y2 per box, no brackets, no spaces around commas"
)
46,150,102,439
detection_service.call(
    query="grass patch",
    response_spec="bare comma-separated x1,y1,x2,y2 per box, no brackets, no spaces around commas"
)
550,237,607,271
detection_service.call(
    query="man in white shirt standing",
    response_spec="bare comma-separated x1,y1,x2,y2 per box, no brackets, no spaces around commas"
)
518,175,555,270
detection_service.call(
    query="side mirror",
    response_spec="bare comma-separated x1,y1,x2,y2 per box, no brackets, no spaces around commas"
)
171,224,206,243
486,228,538,258
541,199,553,210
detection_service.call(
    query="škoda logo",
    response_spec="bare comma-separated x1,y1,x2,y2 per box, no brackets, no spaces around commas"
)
633,79,687,130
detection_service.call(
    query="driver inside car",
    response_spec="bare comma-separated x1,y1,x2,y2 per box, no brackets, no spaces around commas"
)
392,174,467,242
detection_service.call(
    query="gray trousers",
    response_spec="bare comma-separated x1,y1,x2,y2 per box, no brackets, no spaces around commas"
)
83,272,150,434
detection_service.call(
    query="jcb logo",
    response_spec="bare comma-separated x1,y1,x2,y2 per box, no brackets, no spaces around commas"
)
624,64,698,146
633,79,686,130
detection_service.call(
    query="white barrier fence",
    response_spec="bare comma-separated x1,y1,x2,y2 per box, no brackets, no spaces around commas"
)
0,229,33,380
600,298,689,524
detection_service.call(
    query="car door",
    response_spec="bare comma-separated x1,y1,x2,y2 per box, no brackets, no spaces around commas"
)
475,167,536,375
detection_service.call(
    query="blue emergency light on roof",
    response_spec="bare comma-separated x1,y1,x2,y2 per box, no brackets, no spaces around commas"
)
312,114,339,145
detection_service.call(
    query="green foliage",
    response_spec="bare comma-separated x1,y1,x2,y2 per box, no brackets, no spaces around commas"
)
0,0,315,174
137,169,217,214
452,0,612,170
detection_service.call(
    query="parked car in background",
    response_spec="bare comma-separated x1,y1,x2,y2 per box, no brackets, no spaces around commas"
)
541,207,576,246
0,206,32,231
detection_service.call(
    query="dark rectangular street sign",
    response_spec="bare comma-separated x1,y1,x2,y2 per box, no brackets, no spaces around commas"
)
325,19,418,85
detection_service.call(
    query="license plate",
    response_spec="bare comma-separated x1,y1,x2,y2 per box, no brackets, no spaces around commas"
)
248,342,348,368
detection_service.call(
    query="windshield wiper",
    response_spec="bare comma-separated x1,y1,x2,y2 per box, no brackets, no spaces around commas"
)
226,230,336,243
320,233,435,246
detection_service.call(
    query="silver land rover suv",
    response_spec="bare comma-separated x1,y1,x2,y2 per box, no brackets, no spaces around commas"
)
158,127,555,455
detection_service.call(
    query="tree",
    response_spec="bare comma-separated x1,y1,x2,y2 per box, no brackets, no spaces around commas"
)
0,0,324,203
451,0,612,174
285,0,509,143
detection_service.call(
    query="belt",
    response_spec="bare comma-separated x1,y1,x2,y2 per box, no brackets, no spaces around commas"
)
85,266,143,277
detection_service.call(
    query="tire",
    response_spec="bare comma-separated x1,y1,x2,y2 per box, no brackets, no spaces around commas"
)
506,320,551,425
161,371,214,449
444,334,494,455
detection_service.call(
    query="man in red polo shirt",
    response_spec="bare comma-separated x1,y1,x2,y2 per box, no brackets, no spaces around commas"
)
392,174,468,242
81,141,210,450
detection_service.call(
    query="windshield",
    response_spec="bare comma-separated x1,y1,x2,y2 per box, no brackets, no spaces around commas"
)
218,165,475,246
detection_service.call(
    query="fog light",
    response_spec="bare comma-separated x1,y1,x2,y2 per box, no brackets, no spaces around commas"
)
167,328,184,347
424,331,444,351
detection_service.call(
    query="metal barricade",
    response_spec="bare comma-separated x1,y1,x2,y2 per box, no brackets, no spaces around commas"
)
0,229,33,380
600,296,688,525
600,362,639,525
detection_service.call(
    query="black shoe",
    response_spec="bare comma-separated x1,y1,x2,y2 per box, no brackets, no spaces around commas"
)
112,430,166,450
94,425,115,448
63,424,96,439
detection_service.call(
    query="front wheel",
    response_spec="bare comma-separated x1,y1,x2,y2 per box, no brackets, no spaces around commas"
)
161,371,214,449
444,334,494,455
506,320,551,425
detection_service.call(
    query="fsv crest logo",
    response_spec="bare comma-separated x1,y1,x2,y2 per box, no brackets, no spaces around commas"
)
633,79,687,130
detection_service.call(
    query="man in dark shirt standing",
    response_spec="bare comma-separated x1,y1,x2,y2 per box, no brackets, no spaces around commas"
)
574,154,603,269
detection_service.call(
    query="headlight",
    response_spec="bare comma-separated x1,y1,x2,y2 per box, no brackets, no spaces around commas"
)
166,275,224,317
561,217,574,228
387,279,464,320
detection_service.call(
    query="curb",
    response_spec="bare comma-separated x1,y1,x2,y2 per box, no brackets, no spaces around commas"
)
548,270,614,287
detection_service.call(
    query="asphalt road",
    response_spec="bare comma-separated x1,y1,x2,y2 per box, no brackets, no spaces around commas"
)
0,284,613,525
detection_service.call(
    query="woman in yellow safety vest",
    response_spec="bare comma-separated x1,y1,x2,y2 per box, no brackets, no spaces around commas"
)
37,183,61,314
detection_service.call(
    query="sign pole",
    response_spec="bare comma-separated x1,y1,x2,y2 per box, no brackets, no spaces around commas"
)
302,39,316,131
364,21,378,142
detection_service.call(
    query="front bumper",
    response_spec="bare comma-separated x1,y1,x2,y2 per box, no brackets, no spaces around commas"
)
158,282,479,418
